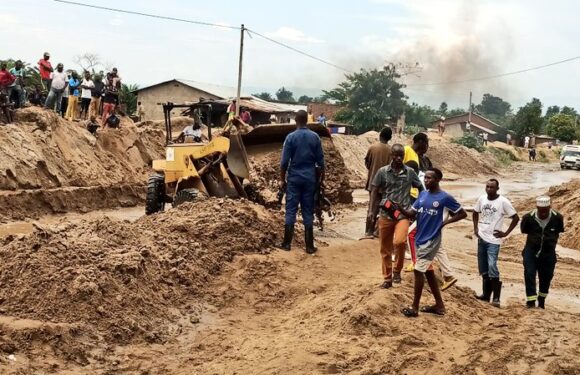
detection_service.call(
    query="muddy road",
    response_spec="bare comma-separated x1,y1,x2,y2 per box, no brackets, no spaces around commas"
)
1,161,579,374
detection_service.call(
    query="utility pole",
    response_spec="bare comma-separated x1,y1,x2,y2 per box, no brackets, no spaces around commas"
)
468,91,472,122
235,24,245,117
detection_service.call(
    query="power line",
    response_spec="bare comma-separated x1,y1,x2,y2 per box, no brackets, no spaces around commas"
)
407,56,580,86
245,29,353,73
53,0,239,30
53,0,352,73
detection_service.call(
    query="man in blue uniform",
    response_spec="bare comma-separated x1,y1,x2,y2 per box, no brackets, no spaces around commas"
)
278,110,325,254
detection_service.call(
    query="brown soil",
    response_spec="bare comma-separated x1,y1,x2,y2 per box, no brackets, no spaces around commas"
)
247,137,353,205
427,135,499,178
3,107,165,190
511,178,580,249
0,199,282,358
0,107,165,220
332,132,500,188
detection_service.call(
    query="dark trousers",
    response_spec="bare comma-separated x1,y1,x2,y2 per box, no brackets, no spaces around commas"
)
523,248,556,302
284,178,316,227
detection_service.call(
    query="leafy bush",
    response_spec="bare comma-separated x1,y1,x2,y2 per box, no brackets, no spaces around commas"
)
488,147,518,166
403,125,425,136
451,133,485,152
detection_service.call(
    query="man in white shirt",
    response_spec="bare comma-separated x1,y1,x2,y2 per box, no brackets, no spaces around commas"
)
473,179,519,307
524,135,530,148
44,63,68,113
80,72,94,120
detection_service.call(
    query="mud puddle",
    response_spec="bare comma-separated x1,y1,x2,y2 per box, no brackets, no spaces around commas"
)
443,167,578,205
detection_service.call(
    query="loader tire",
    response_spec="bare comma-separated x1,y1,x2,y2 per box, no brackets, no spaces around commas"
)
145,174,166,215
173,188,207,207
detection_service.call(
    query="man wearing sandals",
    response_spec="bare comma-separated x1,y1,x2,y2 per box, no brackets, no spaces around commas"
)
399,168,467,317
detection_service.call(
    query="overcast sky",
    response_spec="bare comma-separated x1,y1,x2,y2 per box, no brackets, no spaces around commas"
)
2,0,579,111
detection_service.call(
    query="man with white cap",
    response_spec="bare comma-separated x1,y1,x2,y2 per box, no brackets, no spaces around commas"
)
520,196,565,309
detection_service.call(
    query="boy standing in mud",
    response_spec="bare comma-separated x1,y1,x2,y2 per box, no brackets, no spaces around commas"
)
398,168,467,317
520,196,564,309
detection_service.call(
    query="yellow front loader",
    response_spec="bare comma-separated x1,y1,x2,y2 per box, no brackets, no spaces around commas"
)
145,103,251,215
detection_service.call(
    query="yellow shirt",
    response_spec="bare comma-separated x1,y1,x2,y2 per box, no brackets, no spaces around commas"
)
404,146,420,198
307,114,315,123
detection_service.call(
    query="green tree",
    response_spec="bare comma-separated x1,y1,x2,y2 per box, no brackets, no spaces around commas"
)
323,65,407,132
253,92,273,101
510,98,543,138
475,93,512,124
546,113,578,142
297,95,313,104
447,108,465,117
560,106,578,117
545,105,560,120
275,87,295,102
404,103,437,128
119,83,139,115
438,101,448,116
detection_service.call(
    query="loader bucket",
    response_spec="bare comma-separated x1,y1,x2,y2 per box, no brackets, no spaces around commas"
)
227,133,251,180
241,123,331,146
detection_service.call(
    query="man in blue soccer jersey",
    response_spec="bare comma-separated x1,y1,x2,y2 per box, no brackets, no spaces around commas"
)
398,168,467,317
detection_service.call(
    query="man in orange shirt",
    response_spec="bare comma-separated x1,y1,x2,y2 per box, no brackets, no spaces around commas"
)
38,52,53,91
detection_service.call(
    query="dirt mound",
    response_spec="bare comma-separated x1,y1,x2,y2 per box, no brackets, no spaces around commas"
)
247,138,353,205
0,198,281,350
2,107,164,191
332,133,498,188
427,137,499,178
136,116,193,132
0,107,165,220
512,178,580,250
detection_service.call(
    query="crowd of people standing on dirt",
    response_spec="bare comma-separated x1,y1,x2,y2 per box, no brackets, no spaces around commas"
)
0,52,123,131
273,113,565,316
362,129,565,316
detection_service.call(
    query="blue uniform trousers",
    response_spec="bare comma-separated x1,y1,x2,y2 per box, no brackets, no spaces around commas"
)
285,178,316,227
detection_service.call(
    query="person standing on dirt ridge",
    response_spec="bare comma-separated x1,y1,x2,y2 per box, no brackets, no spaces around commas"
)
363,127,393,238
8,60,27,108
438,116,445,136
80,71,94,120
38,52,53,91
44,63,68,114
65,71,81,121
404,132,458,291
399,168,467,317
520,196,564,309
277,109,325,254
368,144,424,288
89,75,104,118
473,179,519,307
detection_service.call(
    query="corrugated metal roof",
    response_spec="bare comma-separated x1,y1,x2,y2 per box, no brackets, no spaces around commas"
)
133,78,250,99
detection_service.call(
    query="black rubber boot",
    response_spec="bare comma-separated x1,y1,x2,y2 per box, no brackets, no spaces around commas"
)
364,217,374,237
526,300,536,308
538,296,545,309
305,226,317,254
491,278,502,308
475,276,492,302
276,225,294,251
